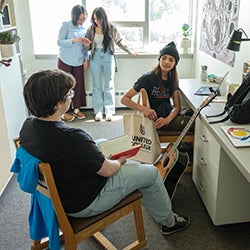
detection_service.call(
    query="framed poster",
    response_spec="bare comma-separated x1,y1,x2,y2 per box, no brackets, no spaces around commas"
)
199,0,241,67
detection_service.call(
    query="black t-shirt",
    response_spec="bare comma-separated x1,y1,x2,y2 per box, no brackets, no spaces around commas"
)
19,117,107,213
134,71,177,117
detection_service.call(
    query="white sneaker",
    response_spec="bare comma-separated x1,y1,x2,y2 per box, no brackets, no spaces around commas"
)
105,113,113,122
95,112,102,122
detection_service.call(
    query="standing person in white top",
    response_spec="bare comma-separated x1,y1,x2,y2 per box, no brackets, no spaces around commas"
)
57,5,91,122
85,7,138,122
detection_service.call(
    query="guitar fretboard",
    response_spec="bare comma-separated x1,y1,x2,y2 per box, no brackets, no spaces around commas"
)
167,108,201,157
166,92,217,158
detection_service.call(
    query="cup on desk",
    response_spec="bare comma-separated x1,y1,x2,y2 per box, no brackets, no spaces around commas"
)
200,65,208,81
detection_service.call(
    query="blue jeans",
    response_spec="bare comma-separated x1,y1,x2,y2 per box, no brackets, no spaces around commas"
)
68,161,175,227
90,49,115,115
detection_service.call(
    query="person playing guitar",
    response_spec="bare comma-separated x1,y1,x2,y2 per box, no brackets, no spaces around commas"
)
121,41,217,199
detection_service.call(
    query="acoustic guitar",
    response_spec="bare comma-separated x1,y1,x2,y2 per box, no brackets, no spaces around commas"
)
154,91,217,200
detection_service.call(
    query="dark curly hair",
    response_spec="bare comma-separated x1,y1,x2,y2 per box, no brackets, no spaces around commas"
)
23,69,75,117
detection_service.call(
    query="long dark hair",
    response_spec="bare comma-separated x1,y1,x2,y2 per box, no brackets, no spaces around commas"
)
153,63,178,96
91,7,111,52
71,5,87,26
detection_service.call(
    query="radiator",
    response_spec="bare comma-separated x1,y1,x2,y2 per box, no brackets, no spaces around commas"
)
85,91,127,108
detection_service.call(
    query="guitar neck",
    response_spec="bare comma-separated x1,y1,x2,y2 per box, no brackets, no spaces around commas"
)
159,91,216,164
168,108,201,156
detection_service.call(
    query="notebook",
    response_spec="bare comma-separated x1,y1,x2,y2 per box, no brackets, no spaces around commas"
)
98,135,141,159
194,71,229,96
221,126,250,147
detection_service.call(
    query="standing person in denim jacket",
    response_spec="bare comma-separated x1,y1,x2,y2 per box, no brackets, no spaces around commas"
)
85,7,138,122
57,5,92,122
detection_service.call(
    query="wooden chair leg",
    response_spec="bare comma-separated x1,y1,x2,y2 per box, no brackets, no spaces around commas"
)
90,199,147,250
122,200,147,250
31,234,64,250
134,200,146,242
93,232,117,250
31,239,49,250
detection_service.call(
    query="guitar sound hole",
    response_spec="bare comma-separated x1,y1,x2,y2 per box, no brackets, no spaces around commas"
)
163,157,170,168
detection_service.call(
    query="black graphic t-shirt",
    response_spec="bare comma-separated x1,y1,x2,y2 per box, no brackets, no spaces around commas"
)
19,118,106,213
133,71,177,118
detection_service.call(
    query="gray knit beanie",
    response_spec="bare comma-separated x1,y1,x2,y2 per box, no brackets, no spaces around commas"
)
158,41,180,65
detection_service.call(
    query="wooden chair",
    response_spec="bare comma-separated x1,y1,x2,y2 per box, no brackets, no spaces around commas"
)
13,138,147,250
157,130,194,144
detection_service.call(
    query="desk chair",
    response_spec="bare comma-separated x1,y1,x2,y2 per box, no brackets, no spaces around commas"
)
13,138,147,250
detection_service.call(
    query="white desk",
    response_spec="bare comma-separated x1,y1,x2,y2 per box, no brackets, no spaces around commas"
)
179,79,250,225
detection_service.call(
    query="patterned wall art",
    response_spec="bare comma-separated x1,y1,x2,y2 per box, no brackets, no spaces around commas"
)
199,0,241,67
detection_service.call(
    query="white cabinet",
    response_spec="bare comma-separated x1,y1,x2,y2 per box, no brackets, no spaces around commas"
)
193,116,250,225
0,55,27,195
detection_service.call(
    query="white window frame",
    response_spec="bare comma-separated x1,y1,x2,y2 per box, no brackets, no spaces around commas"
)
84,0,193,50
29,0,194,56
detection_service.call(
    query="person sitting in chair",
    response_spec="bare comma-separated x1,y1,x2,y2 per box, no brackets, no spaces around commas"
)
121,41,184,130
19,69,190,236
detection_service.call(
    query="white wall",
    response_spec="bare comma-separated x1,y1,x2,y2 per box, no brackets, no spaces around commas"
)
0,55,27,195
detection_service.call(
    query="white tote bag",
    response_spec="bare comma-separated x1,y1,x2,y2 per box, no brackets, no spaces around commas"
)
123,88,161,164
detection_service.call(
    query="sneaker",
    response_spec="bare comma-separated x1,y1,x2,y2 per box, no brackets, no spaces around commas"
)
161,213,190,235
105,113,113,122
95,112,102,122
62,113,75,122
73,110,86,120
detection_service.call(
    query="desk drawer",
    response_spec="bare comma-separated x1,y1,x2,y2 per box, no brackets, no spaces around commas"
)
196,156,219,192
199,125,220,168
192,165,216,222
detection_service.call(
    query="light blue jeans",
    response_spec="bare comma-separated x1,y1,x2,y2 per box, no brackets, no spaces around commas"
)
90,48,115,115
68,161,175,227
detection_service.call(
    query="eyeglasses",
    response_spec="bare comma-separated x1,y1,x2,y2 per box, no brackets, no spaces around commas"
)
78,18,86,22
65,89,75,99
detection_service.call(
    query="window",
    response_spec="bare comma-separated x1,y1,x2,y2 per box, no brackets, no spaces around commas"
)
29,0,82,55
29,0,193,55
